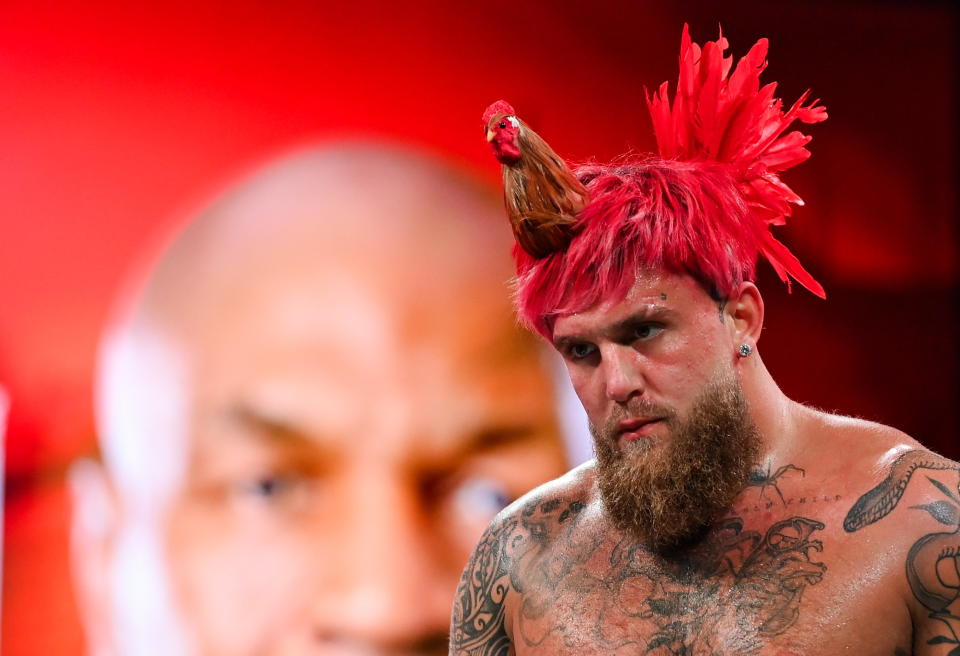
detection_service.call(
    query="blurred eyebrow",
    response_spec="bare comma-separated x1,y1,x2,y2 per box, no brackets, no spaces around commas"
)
221,403,316,449
223,404,536,461
452,424,539,459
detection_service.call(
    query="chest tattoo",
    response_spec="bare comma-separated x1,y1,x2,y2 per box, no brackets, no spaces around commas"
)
453,467,830,655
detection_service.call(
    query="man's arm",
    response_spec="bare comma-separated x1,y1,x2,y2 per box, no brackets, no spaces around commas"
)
843,449,960,654
449,514,518,655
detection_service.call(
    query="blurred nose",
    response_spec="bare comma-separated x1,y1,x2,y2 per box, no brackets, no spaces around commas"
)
314,468,451,653
602,345,644,404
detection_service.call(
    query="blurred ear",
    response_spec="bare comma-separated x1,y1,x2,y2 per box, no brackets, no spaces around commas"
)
725,282,765,349
68,458,118,656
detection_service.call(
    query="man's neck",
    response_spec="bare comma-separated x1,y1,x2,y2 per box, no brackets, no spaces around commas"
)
739,352,801,463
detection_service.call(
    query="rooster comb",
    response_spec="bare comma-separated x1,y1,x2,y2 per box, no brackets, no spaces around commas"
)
482,100,515,126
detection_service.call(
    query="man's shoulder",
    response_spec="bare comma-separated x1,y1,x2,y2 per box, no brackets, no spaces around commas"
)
805,405,916,443
825,421,960,649
478,460,601,548
467,460,602,558
799,406,931,471
798,407,958,503
451,462,603,652
498,459,598,520
841,443,959,535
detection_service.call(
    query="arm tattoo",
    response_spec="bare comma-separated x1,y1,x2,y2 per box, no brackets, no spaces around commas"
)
450,515,515,655
845,450,960,653
450,496,590,654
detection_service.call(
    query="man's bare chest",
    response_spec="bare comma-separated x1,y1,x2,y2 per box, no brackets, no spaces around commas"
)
504,498,908,655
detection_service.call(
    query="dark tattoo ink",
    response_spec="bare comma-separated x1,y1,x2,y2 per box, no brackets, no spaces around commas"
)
453,465,827,654
845,450,960,653
746,462,805,505
450,515,515,655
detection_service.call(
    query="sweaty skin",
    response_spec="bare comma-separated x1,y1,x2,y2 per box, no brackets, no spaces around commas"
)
450,273,959,655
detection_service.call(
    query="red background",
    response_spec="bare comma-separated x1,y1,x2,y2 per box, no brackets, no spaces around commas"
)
1,1,956,652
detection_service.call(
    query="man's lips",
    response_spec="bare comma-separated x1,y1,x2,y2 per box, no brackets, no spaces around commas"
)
617,417,665,441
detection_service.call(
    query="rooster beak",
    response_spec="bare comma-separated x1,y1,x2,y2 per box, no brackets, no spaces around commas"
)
486,129,495,142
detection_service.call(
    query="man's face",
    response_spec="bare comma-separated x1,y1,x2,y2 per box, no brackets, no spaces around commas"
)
551,271,759,549
163,270,565,655
90,263,568,656
552,271,734,437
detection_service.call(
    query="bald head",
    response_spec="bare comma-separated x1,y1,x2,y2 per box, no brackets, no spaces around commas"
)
77,141,570,655
134,142,515,342
97,143,535,493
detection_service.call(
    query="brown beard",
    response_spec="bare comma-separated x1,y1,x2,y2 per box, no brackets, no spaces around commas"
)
593,372,761,554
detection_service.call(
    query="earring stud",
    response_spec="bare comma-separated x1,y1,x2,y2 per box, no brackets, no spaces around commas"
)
738,343,753,357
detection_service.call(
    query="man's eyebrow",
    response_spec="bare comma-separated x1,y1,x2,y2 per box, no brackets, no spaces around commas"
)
221,404,316,449
443,423,541,464
224,404,536,462
552,334,579,350
608,306,671,336
553,305,671,348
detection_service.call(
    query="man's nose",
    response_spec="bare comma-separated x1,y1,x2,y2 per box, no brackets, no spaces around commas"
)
601,345,644,404
313,469,452,652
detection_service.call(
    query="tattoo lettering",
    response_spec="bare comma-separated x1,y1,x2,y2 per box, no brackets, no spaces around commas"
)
845,450,960,653
746,462,805,505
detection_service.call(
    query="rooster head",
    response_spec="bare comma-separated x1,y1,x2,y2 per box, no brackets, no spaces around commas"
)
483,100,521,165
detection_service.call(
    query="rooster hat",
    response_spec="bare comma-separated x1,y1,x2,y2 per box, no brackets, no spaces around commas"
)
482,26,827,339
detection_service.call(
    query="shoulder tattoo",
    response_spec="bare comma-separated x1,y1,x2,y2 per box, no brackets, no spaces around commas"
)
845,449,960,652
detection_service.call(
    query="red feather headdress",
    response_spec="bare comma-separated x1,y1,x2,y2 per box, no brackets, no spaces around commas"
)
484,26,827,337
646,24,827,297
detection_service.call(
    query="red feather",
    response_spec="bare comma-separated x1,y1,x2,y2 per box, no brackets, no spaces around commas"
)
646,24,826,297
498,26,828,338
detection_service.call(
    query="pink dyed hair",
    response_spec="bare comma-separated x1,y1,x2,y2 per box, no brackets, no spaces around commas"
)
513,157,759,339
506,26,828,339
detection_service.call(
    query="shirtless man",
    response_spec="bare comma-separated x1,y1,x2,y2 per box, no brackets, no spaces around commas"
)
451,29,960,655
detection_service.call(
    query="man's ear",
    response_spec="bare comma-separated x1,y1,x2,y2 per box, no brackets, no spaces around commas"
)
68,457,118,656
725,281,765,348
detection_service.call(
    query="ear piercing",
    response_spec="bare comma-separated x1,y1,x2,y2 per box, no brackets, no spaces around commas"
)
738,344,753,357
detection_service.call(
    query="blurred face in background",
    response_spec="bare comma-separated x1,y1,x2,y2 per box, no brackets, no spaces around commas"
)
70,145,569,655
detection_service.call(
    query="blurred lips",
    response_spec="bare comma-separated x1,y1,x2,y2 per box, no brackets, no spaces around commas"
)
618,417,664,442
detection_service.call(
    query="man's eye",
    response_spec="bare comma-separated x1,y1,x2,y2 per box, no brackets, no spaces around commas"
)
568,343,597,360
634,324,664,340
452,477,511,521
237,475,301,502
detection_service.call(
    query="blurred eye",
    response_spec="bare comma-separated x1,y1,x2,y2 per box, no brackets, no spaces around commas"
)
232,473,310,511
240,476,294,499
452,477,511,521
498,121,507,129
